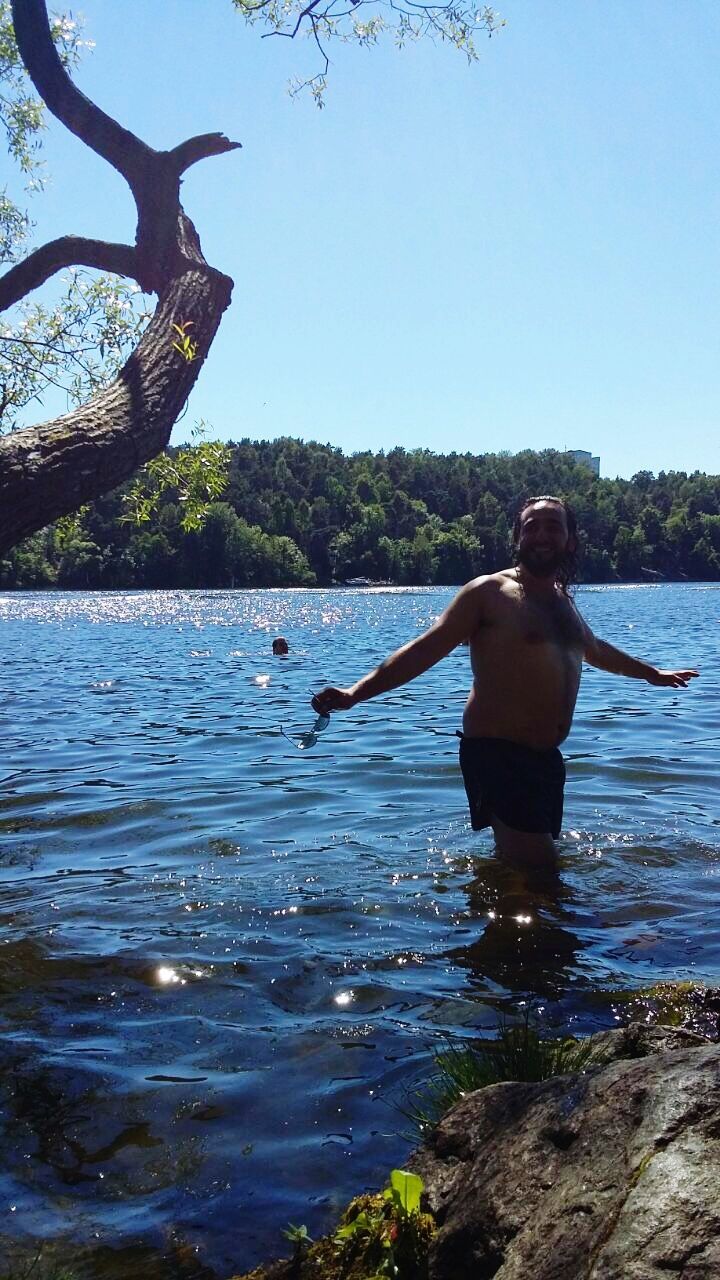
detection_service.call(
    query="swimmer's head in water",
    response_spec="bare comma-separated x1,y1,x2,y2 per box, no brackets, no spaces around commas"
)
272,637,289,656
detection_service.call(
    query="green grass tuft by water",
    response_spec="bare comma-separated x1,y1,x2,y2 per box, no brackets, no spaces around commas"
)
399,1013,610,1135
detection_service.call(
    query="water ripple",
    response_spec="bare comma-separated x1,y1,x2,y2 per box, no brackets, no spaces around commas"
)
0,584,718,1272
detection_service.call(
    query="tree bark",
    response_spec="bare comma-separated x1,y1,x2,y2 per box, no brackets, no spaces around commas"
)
0,267,233,552
0,0,240,556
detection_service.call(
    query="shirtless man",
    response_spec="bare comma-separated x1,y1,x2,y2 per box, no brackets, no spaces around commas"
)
311,496,699,863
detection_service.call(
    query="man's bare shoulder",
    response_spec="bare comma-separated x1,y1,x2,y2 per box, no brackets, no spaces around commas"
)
462,568,518,599
456,570,518,631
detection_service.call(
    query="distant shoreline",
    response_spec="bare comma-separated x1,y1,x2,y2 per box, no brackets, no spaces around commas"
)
0,576,711,595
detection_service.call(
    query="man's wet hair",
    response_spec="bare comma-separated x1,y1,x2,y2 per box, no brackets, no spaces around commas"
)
512,495,579,595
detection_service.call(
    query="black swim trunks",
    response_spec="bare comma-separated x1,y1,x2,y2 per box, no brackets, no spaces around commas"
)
458,734,565,838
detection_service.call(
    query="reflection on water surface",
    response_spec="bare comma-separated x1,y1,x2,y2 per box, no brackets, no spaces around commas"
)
0,585,718,1273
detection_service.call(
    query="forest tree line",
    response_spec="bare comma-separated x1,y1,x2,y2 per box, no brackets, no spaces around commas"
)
2,440,719,590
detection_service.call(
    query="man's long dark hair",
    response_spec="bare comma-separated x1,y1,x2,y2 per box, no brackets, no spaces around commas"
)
512,495,580,596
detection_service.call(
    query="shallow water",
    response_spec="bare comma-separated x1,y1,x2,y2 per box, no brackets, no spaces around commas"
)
0,584,718,1274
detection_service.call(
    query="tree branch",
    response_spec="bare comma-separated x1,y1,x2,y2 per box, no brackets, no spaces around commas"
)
10,0,154,187
290,0,324,40
169,133,243,176
11,1,242,295
0,237,138,311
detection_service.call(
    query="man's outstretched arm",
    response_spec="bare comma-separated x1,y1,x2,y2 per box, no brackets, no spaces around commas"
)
583,630,699,688
312,579,483,715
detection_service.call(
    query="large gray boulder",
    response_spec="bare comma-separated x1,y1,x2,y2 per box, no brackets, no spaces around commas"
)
411,1024,720,1280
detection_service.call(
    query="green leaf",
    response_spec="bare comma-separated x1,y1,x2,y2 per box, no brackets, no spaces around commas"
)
282,1222,312,1243
386,1168,423,1216
334,1210,374,1242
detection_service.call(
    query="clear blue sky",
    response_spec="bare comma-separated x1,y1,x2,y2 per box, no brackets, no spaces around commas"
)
25,0,720,478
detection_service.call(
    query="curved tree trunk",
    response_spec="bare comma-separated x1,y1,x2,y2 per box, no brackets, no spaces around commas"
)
0,0,240,556
0,267,232,552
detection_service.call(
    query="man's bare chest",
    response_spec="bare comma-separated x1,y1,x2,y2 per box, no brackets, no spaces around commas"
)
480,592,585,654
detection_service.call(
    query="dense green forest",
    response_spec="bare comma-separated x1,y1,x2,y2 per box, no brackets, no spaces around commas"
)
2,440,719,589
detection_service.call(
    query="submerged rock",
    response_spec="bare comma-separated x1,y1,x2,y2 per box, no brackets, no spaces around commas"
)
410,1022,720,1279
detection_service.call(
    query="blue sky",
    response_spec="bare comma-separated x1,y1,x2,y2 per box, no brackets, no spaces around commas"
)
21,0,720,478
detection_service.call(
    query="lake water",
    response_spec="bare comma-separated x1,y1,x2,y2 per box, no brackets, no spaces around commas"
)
1,584,719,1276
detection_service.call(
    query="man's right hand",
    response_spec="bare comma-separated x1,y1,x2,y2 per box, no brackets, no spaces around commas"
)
646,667,699,688
311,687,356,715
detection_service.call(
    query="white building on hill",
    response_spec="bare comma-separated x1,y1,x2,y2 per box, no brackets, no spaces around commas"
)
568,449,600,476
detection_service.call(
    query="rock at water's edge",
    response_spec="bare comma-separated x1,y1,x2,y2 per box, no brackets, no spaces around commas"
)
410,1023,720,1279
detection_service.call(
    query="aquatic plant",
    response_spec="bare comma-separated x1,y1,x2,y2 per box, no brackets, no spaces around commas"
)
400,1012,610,1135
331,1168,434,1280
281,1222,313,1267
237,1169,435,1279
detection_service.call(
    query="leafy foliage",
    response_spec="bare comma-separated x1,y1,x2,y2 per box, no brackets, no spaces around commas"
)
331,1169,434,1279
232,0,504,104
0,2,89,265
0,188,28,262
2,439,719,589
123,422,231,533
0,270,151,428
243,1170,434,1279
0,2,88,186
282,1222,313,1245
171,320,199,363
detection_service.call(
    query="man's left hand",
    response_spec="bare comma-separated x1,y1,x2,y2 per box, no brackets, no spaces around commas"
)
647,668,700,688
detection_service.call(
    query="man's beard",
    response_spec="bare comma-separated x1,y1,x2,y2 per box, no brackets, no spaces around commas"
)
516,546,567,579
